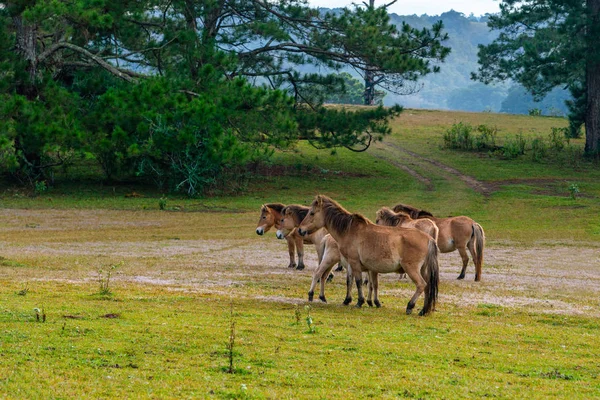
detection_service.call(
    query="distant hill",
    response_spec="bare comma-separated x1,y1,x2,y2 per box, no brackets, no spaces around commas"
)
323,9,572,115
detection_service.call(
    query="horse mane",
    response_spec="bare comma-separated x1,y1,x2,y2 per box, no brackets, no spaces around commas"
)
318,195,368,234
283,205,309,226
264,203,285,214
392,203,434,219
376,207,408,227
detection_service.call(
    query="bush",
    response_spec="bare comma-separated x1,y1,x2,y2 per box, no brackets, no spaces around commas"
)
500,133,526,159
530,137,548,162
443,123,496,151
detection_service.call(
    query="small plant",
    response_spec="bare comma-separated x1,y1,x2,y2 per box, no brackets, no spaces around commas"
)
34,307,46,322
443,122,474,150
158,196,168,210
294,304,301,325
528,108,542,116
549,127,569,153
227,301,236,374
18,283,29,296
568,183,580,200
98,262,122,295
34,180,47,196
305,305,316,334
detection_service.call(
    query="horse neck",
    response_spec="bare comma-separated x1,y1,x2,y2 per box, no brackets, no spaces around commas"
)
322,202,361,242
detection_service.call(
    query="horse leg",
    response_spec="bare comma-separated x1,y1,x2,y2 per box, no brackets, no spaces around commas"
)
295,235,305,270
404,265,426,315
372,272,381,308
308,258,332,302
457,246,470,280
366,271,374,307
467,239,479,282
353,265,365,308
343,264,353,306
316,250,339,303
285,236,296,269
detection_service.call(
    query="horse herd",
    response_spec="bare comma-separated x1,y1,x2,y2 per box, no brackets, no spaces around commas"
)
255,195,485,316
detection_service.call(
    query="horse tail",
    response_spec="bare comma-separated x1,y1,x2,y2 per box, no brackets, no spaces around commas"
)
472,222,485,282
421,238,439,315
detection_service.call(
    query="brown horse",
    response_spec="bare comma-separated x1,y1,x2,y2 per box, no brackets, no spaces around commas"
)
393,203,485,281
276,205,348,302
298,195,439,315
255,203,308,270
376,207,439,242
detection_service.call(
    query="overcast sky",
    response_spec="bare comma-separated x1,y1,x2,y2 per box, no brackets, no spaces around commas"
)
306,0,501,17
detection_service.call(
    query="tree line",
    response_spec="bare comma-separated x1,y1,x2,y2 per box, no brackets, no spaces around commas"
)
0,0,448,194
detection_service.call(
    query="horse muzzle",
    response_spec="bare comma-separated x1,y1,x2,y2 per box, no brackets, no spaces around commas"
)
298,228,308,237
256,227,264,236
275,230,285,240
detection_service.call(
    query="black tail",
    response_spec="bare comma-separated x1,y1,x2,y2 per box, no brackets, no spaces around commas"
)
421,239,439,315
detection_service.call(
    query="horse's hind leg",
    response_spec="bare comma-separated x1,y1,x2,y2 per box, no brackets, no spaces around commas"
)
404,265,426,315
285,236,297,269
367,271,381,308
456,246,470,280
316,250,339,303
467,240,479,282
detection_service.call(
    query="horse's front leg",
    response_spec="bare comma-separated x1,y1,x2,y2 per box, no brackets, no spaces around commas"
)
353,264,365,308
294,234,305,270
285,236,297,269
343,263,353,306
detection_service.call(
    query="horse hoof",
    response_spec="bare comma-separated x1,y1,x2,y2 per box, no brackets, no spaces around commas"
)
288,263,297,269
475,275,481,282
296,264,305,271
366,300,373,307
326,273,334,283
343,297,352,306
319,295,327,303
308,292,314,302
356,299,364,308
457,274,465,280
418,309,427,316
374,300,381,308
406,308,413,315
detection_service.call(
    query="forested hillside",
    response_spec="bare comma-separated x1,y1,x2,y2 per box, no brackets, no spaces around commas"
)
330,10,573,115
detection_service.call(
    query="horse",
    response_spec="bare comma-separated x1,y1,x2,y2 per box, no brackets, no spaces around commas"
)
255,203,308,270
275,205,348,303
298,195,439,316
393,203,485,281
376,207,439,242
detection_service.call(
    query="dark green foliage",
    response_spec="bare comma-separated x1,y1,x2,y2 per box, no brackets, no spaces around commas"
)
473,0,600,155
0,0,450,193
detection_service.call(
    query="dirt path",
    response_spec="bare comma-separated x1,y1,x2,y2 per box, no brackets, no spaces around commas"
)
376,141,493,196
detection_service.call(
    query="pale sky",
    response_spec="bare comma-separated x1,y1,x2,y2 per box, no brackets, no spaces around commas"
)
306,0,501,17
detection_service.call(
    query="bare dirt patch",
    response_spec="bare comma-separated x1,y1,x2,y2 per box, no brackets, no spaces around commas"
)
1,209,599,316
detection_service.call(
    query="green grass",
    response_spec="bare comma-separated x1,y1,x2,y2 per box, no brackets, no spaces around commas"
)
1,109,600,398
2,282,599,399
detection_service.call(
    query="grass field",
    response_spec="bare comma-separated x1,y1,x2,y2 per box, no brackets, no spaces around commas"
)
1,109,599,399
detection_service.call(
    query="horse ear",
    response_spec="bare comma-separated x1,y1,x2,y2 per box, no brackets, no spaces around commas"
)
316,195,323,206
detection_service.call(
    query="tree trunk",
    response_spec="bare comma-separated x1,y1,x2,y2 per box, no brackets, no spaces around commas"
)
586,0,600,155
12,15,38,97
363,0,376,105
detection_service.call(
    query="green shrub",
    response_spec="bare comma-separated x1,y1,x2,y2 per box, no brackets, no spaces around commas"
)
530,137,548,162
501,134,527,159
443,123,496,151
